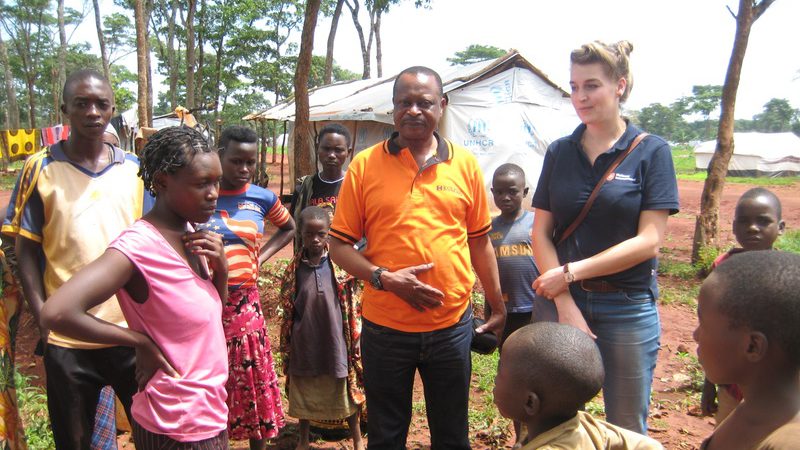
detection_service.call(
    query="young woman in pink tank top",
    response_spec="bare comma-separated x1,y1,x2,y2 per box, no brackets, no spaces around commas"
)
42,127,231,449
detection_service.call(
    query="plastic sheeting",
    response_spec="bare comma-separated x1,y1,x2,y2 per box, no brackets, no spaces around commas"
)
694,132,800,177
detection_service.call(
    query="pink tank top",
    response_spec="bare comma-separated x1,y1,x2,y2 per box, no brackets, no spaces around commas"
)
109,219,228,442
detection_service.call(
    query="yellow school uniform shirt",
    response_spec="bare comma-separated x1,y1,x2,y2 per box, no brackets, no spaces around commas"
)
330,132,491,332
2,142,150,349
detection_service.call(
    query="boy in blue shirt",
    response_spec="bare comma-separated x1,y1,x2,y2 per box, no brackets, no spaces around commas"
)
487,163,539,444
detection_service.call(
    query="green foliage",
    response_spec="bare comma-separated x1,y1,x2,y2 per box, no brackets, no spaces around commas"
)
468,351,510,445
659,282,700,309
658,258,698,280
676,172,800,186
753,98,799,133
695,246,723,276
15,371,55,450
775,229,800,254
447,44,507,66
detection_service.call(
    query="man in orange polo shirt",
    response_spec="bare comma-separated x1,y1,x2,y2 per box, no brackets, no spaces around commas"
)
330,66,506,449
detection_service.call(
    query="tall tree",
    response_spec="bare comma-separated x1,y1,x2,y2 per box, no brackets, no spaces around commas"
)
57,0,70,122
184,0,197,109
0,32,20,129
343,0,369,79
323,0,344,84
447,44,507,66
92,0,111,80
134,0,151,127
1,0,55,128
692,0,777,263
294,0,321,177
754,98,798,132
685,84,723,140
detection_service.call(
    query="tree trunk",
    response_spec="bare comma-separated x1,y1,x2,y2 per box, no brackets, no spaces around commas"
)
58,0,67,123
134,0,151,128
294,0,321,178
196,0,206,108
185,0,197,109
93,0,111,82
691,0,775,263
344,0,370,79
374,10,382,78
324,0,344,85
0,34,19,129
167,0,178,109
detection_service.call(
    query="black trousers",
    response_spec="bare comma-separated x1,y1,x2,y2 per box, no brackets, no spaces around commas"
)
44,344,137,450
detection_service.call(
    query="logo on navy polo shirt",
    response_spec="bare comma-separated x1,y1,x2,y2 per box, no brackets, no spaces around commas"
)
607,173,636,182
238,201,260,212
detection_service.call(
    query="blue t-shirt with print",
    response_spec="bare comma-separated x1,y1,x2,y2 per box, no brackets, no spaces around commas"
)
490,210,538,313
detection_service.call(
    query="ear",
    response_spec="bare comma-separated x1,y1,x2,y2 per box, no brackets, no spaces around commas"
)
60,103,67,116
745,331,768,362
440,94,448,110
153,172,168,196
523,187,530,197
778,220,786,236
616,78,627,98
490,187,495,194
523,391,541,417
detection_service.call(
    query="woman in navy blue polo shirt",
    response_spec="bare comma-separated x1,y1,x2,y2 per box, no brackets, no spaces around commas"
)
530,40,679,436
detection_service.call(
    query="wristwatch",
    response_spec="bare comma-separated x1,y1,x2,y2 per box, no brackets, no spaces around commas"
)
370,267,388,290
563,263,575,284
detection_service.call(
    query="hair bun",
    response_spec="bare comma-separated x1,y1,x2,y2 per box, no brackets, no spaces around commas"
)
615,40,634,57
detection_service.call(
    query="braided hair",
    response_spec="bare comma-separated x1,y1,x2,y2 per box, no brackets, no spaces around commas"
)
138,126,213,196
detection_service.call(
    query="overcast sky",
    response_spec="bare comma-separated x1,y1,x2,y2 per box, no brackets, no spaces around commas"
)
314,0,800,120
59,0,800,120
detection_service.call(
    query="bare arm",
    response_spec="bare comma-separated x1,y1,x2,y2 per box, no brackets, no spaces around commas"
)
468,234,506,337
329,236,444,311
15,236,49,344
533,210,669,298
40,249,179,386
258,216,296,266
530,209,594,337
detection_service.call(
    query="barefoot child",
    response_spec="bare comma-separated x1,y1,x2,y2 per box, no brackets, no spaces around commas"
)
41,127,231,448
700,188,785,424
488,163,539,445
494,322,662,449
694,251,800,449
279,206,364,450
210,125,293,449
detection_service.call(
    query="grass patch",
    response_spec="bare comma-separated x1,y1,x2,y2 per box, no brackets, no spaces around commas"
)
16,371,55,450
658,258,698,280
671,146,696,175
676,171,799,186
775,229,800,254
659,282,700,309
585,396,606,419
468,351,510,444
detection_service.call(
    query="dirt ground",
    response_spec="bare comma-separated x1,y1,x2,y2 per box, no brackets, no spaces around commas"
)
6,168,800,449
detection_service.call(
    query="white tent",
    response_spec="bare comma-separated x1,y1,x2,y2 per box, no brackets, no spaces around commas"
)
695,132,800,177
245,51,579,196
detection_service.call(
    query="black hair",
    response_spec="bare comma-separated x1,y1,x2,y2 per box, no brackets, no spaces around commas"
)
138,126,214,196
298,205,332,231
711,250,800,366
737,187,782,220
63,69,111,103
493,163,526,181
218,125,258,156
317,123,352,147
392,66,444,99
505,323,604,417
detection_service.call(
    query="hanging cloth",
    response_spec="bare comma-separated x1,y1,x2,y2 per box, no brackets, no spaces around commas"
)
1,129,40,162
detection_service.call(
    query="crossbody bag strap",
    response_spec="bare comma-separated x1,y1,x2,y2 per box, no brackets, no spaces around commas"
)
556,132,649,246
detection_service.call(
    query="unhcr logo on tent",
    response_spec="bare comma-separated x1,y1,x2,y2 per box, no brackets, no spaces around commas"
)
465,118,494,148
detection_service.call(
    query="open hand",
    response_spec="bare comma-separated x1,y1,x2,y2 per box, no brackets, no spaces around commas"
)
382,263,445,312
134,334,179,390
